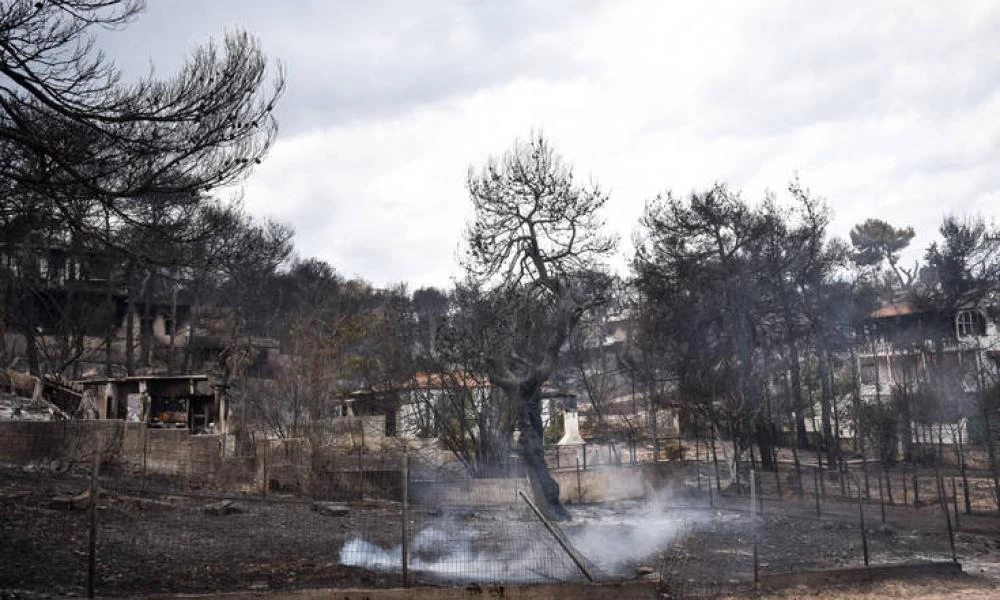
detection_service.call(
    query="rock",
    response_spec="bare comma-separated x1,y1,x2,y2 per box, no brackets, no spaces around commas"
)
311,502,350,517
132,497,174,512
50,489,91,511
204,499,242,516
636,565,656,576
0,490,31,502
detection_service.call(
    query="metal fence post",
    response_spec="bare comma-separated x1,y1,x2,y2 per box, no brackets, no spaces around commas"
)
877,468,886,525
575,457,583,503
884,468,894,505
751,470,759,586
695,433,702,491
861,455,871,499
358,440,365,501
951,477,960,531
401,453,409,587
902,468,908,508
854,477,869,566
816,447,826,499
87,436,100,599
936,473,957,563
262,439,270,497
813,467,821,517
141,425,148,492
517,490,593,582
756,466,764,514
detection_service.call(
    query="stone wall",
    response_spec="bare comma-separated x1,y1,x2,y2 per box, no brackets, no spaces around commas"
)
410,477,529,506
0,420,229,483
0,420,121,465
553,462,685,504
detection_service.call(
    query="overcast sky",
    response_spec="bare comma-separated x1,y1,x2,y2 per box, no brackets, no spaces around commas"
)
103,1,1000,288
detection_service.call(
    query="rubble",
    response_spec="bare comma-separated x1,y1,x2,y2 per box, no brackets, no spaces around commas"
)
204,499,243,515
49,490,91,511
311,502,350,517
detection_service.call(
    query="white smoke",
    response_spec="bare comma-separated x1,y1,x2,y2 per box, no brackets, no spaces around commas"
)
341,524,565,582
339,489,717,582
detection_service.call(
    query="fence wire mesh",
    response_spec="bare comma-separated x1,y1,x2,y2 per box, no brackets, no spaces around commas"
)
3,423,1000,598
0,426,616,597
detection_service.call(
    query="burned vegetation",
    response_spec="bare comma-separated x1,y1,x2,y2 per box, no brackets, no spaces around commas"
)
2,2,1000,599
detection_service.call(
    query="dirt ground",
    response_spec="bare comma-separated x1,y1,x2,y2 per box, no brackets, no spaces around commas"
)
727,573,1000,599
0,469,405,597
3,465,1000,598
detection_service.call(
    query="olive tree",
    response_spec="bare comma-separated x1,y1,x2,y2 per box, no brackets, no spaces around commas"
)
463,133,615,520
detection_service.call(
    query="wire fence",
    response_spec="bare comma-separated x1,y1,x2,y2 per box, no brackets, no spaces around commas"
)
0,426,607,598
1,425,997,598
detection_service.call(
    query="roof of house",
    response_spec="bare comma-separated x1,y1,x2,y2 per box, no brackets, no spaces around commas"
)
869,302,919,319
346,372,575,399
76,374,209,385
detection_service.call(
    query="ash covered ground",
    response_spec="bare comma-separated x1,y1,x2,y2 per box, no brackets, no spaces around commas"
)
3,467,1000,597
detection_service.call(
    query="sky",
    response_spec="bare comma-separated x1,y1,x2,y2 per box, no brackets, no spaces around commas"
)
101,0,1000,288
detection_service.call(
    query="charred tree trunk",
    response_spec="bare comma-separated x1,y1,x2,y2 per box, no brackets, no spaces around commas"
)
22,302,41,376
898,353,914,463
851,347,863,453
140,271,154,368
124,262,138,376
16,242,41,376
818,345,837,468
756,418,776,471
513,385,569,521
104,263,116,377
782,298,808,449
167,281,178,374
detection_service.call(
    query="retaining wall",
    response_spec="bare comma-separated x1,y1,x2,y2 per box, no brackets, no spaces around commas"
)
555,462,686,503
0,420,231,482
410,477,528,506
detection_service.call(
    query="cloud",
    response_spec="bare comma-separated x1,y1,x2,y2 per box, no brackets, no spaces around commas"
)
103,0,1000,287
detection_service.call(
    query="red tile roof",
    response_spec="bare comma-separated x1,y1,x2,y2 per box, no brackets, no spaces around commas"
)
869,302,917,318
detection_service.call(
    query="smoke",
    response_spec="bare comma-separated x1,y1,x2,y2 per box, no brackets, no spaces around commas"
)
563,482,718,575
340,524,565,582
341,527,478,577
339,485,717,583
565,505,694,573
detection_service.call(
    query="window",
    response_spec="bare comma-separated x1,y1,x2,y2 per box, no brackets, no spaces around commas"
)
957,310,986,338
162,314,175,336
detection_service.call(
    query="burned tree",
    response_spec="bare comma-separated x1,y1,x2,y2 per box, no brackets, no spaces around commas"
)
0,0,284,251
635,185,771,489
463,134,615,520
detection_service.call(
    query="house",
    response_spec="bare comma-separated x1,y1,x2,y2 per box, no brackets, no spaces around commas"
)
856,289,1000,446
0,369,83,420
339,372,492,438
75,374,228,434
339,372,576,441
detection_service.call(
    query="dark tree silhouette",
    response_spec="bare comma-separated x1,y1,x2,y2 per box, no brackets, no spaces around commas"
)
462,133,615,520
0,0,284,242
